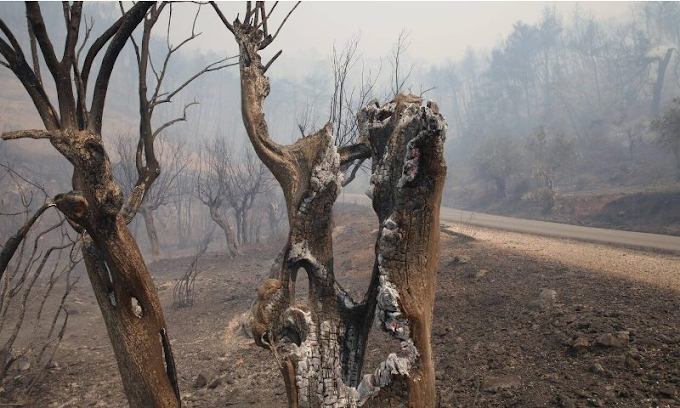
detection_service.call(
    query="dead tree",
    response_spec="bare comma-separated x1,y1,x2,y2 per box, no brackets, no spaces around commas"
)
651,47,676,116
212,2,447,407
389,29,415,98
0,3,181,406
119,2,233,259
226,146,274,245
196,138,242,257
264,189,287,242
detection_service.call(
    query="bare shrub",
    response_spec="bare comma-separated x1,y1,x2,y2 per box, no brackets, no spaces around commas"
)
0,164,80,397
173,228,214,309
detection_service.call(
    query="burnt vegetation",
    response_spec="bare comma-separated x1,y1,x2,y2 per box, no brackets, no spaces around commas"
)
0,1,679,408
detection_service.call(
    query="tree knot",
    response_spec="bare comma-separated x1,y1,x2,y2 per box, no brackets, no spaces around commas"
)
53,191,89,229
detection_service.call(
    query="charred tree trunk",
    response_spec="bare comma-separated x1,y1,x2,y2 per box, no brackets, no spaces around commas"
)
249,95,447,408
209,206,241,257
213,7,446,407
141,206,161,260
0,4,182,405
47,132,180,408
81,233,178,407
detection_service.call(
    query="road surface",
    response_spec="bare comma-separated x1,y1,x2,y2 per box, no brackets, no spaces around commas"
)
338,192,680,253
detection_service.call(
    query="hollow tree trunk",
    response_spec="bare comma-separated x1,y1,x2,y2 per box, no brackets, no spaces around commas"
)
141,206,161,260
209,206,241,257
222,16,446,407
250,95,447,408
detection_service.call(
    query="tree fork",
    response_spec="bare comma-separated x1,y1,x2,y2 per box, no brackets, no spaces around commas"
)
0,2,182,402
214,4,446,406
250,95,447,407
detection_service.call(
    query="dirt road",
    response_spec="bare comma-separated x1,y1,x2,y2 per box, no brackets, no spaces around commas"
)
340,192,680,252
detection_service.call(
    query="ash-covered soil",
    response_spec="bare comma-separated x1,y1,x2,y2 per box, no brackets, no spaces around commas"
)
2,204,680,408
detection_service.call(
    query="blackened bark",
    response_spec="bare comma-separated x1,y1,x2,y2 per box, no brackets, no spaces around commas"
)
1,3,180,406
214,5,446,407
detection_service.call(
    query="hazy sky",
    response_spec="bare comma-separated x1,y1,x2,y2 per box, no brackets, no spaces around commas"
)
168,2,633,78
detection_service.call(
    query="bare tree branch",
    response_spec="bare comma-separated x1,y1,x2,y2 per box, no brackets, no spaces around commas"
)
2,129,63,141
263,49,282,73
62,2,83,63
151,57,238,108
342,160,362,187
338,142,371,165
0,18,59,129
0,202,55,281
27,18,42,86
260,1,301,50
209,1,234,34
152,101,199,139
76,16,94,65
88,2,155,134
25,3,62,85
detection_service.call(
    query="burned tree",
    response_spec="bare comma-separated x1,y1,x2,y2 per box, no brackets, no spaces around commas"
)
264,189,287,242
118,2,233,259
0,3,180,406
195,138,242,257
172,166,197,249
212,2,447,406
226,146,274,245
651,98,680,177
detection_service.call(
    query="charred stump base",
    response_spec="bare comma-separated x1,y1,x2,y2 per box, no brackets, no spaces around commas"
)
251,95,447,408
